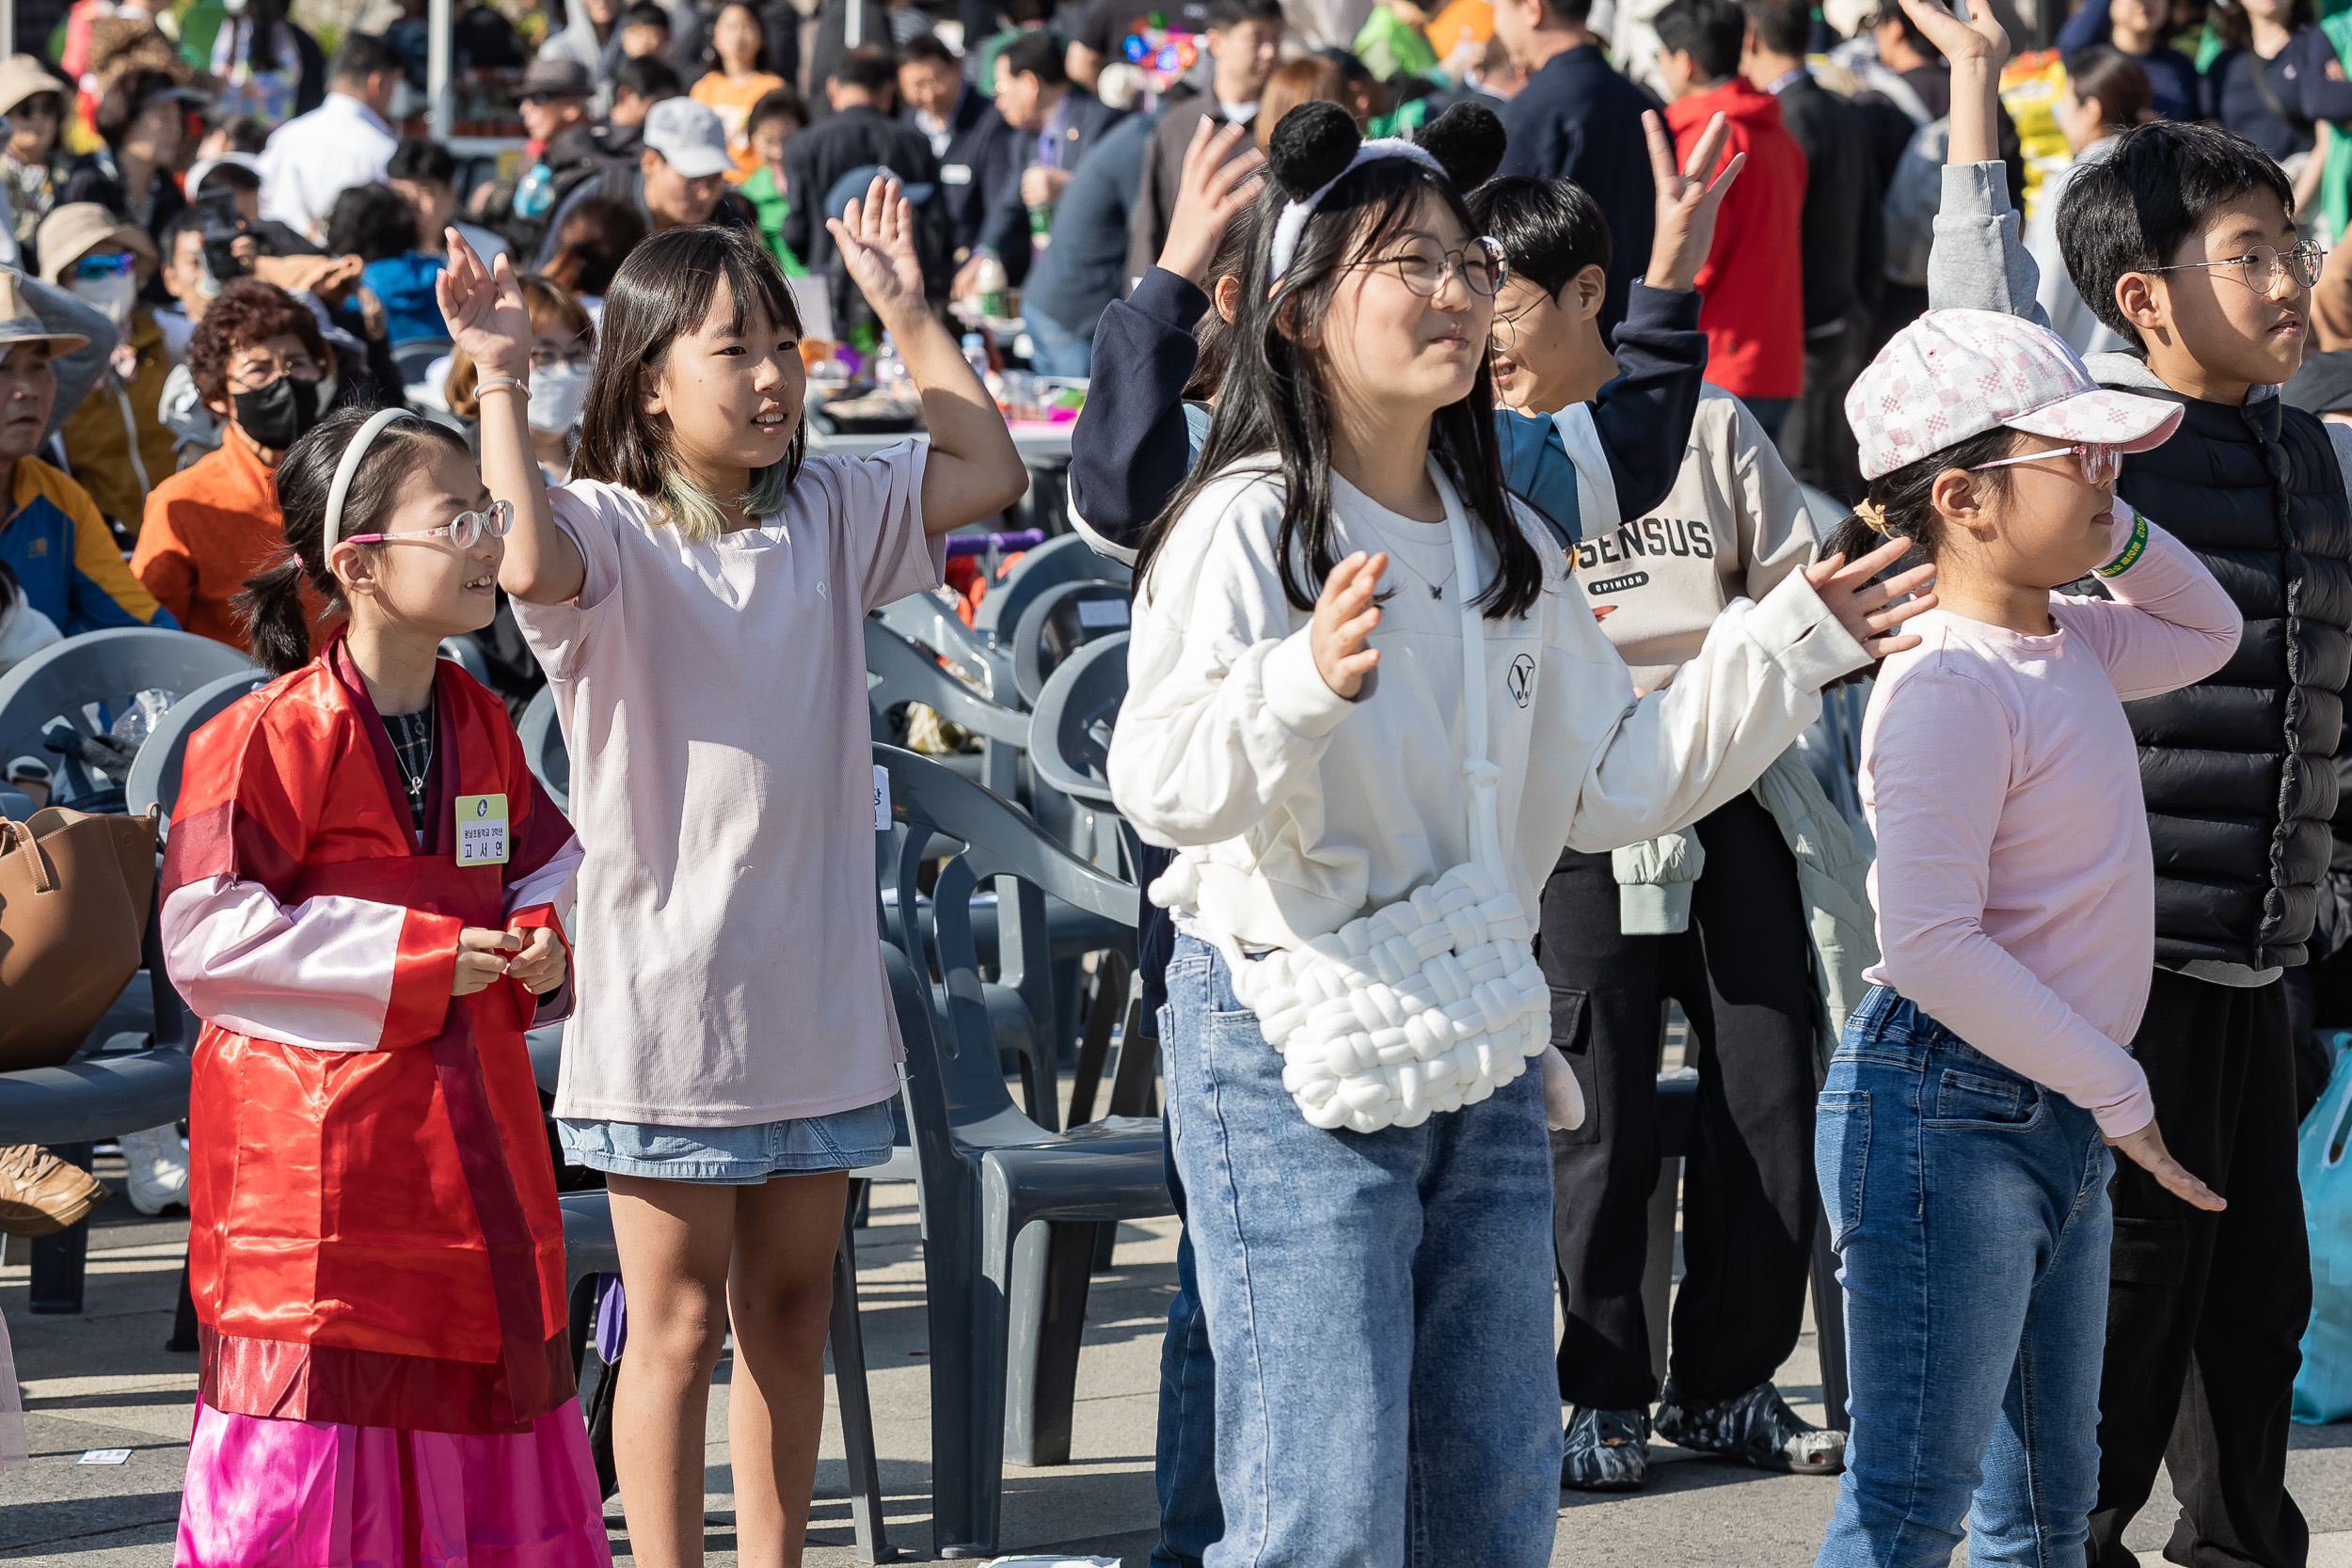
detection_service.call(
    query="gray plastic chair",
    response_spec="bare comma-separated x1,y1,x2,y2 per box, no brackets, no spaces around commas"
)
516,686,567,813
436,635,491,685
124,670,273,823
0,628,256,807
872,743,1168,1559
1025,632,1126,812
872,588,1015,705
864,616,1034,800
1009,579,1130,710
970,532,1131,643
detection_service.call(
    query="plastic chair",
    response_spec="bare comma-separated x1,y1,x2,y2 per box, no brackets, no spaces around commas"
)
0,628,256,808
1009,579,1130,710
436,635,492,686
124,670,272,823
517,686,568,813
1025,632,1126,812
865,617,1034,801
873,588,1015,705
970,533,1131,644
872,744,1168,1558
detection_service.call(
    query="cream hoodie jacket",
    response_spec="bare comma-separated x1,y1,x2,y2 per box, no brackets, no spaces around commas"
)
1109,461,1875,955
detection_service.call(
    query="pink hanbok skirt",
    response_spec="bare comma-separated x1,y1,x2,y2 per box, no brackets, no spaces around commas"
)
174,1397,612,1568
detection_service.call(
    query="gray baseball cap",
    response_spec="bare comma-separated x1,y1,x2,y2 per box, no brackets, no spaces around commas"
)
643,96,735,180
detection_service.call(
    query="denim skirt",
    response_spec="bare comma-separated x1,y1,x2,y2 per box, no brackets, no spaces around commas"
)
557,1097,897,1184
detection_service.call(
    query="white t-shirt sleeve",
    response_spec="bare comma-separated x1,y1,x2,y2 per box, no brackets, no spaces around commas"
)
515,483,627,682
809,442,943,612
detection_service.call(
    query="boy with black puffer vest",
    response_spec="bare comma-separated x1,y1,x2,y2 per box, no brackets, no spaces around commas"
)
1911,1,2346,1562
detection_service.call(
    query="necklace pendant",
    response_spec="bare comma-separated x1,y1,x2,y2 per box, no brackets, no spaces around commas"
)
1430,584,1443,600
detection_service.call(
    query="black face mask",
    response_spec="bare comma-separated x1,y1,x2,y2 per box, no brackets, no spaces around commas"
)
230,374,323,449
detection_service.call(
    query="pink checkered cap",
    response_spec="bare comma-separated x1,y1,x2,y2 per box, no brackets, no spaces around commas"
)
1844,308,2184,481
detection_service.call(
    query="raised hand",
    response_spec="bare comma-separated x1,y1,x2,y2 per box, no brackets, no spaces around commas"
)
826,174,925,326
1156,117,1264,287
1802,536,1941,659
435,228,531,381
2106,1119,2226,1212
1312,550,1387,699
1644,109,1744,294
1897,0,2009,67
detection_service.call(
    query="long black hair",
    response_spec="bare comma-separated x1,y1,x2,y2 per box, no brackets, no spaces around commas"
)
1136,104,1542,620
235,406,471,674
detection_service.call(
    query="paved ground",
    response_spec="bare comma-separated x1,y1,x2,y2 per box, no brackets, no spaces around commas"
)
14,1150,2352,1566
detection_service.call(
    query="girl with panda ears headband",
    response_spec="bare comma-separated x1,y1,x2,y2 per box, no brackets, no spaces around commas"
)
1107,98,1938,1561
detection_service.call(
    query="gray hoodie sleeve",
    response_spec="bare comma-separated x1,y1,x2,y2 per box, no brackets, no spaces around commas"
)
1925,160,2053,330
19,269,119,443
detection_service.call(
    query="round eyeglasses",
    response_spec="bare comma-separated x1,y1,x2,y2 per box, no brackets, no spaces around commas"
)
2148,241,2325,298
1356,235,1509,299
1967,442,2122,486
342,499,514,550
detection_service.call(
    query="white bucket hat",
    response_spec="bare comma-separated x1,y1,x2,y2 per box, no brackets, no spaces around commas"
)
1845,308,2184,481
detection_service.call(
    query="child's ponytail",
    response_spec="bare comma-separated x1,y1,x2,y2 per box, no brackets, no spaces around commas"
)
234,404,473,675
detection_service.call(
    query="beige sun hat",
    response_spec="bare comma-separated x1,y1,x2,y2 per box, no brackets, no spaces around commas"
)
0,270,90,354
0,56,63,119
35,202,158,287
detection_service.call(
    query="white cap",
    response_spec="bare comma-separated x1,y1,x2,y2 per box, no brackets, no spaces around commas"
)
643,97,735,180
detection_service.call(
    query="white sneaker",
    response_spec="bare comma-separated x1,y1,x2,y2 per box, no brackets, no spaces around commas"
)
117,1124,188,1215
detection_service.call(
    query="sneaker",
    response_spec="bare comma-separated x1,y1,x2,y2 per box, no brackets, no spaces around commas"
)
0,1143,106,1236
1562,1404,1650,1492
117,1124,188,1216
1654,1376,1845,1475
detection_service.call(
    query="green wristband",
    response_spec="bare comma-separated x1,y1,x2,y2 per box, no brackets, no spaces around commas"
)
2093,510,2150,578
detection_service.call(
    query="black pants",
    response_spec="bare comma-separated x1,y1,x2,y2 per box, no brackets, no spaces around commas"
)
1539,792,1819,1411
1781,310,1868,504
2089,970,2312,1568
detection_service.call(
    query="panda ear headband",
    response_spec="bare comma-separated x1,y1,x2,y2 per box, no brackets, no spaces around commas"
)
1264,100,1510,282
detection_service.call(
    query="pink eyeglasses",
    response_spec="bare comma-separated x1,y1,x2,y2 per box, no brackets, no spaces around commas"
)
1967,442,2122,486
342,499,513,550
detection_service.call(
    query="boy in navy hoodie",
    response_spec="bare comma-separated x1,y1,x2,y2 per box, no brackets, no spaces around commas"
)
1911,2,2348,1560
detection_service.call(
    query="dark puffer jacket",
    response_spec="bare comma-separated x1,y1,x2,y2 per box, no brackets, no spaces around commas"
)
2114,391,2352,973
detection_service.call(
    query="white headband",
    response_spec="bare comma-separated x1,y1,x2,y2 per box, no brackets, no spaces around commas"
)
1268,138,1445,282
324,407,417,551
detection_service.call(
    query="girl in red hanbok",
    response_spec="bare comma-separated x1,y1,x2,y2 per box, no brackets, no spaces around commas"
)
161,404,607,1568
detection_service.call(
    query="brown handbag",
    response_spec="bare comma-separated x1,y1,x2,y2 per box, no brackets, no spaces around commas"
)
0,806,160,1072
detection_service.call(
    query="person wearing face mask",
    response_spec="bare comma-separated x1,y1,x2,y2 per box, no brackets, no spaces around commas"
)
134,277,335,650
38,204,176,537
445,274,595,483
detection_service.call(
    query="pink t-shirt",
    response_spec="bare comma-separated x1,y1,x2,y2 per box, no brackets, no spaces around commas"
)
1858,504,2240,1138
516,445,944,1126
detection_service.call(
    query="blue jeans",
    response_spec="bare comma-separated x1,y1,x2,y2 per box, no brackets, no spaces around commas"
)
1815,987,2117,1568
1160,933,1560,1568
1025,309,1092,377
1153,1115,1221,1568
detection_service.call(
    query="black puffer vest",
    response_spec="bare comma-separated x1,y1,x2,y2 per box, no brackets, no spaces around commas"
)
2113,390,2352,973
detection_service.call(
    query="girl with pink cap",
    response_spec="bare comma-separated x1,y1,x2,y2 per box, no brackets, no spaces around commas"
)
1813,307,2238,1567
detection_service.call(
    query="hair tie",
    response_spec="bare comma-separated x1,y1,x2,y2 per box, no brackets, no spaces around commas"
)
325,407,418,552
1852,499,1892,537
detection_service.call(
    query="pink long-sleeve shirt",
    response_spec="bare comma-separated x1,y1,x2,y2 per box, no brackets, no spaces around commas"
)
1859,504,2241,1137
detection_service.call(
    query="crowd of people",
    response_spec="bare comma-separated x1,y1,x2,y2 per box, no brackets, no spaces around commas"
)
0,0,2351,1563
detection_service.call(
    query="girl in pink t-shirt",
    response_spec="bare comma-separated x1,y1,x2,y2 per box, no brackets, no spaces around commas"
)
437,188,1026,1566
1811,309,2233,1567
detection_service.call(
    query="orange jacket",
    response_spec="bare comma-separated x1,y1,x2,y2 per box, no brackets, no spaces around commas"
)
133,428,291,651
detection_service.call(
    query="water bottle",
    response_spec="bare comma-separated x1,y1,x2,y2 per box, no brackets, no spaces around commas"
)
967,248,1010,320
873,333,913,403
514,162,556,220
961,333,990,381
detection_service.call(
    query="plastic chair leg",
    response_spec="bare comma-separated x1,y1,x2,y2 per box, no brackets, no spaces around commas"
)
28,1142,93,1314
1811,1210,1850,1433
1641,1156,1679,1383
1003,1219,1096,1467
1066,954,1130,1128
928,1180,1001,1559
830,1183,904,1562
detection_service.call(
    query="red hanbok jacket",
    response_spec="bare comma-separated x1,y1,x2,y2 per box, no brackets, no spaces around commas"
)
159,637,582,1435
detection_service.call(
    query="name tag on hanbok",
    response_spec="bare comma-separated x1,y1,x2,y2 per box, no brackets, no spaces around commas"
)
455,793,509,864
